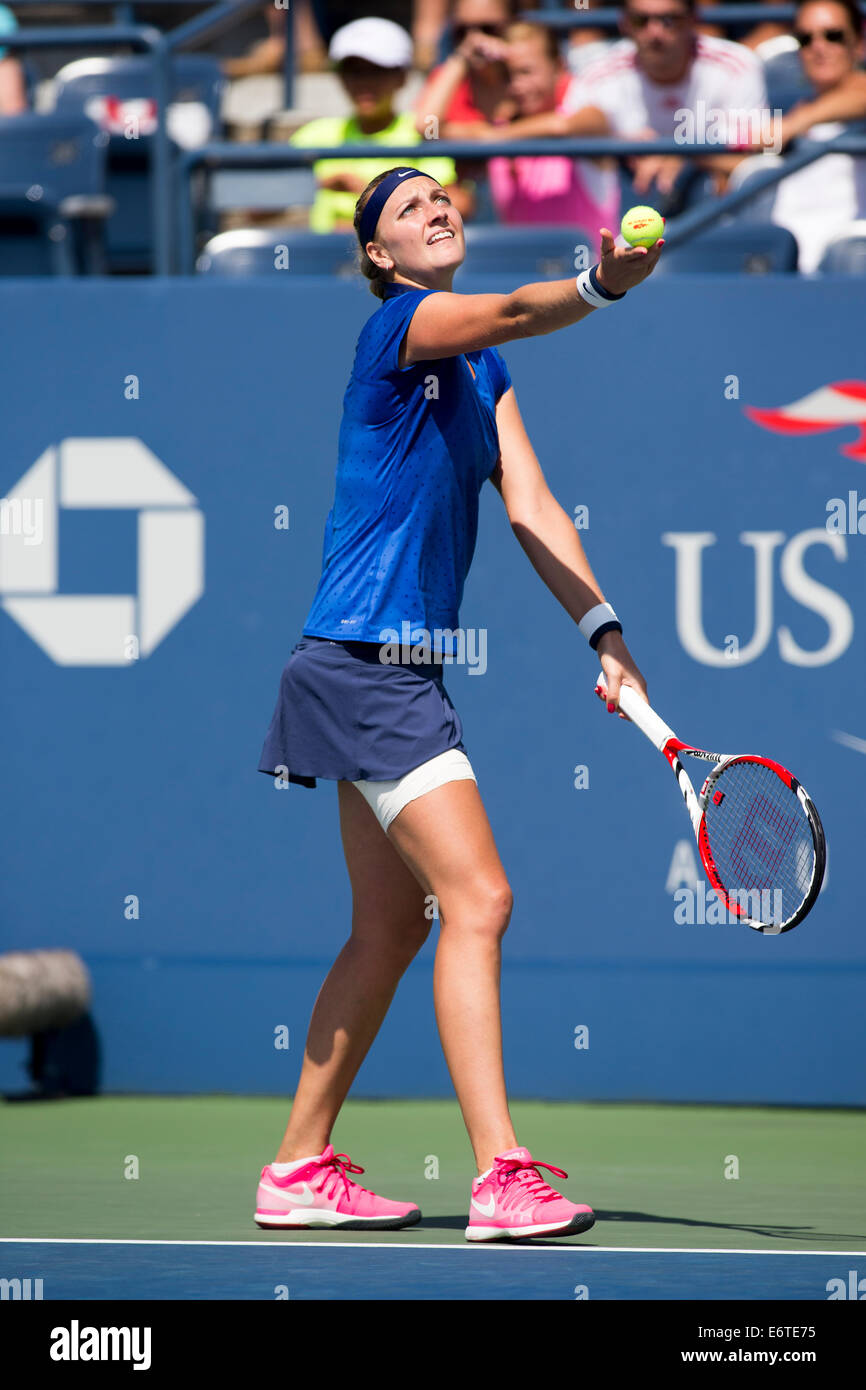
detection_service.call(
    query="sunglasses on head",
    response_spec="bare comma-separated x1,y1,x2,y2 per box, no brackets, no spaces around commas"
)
626,12,690,29
453,22,504,42
795,27,849,45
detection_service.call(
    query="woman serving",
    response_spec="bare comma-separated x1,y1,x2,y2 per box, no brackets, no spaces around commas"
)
255,168,662,1241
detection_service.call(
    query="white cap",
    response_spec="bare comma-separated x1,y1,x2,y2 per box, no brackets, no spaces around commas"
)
329,17,414,70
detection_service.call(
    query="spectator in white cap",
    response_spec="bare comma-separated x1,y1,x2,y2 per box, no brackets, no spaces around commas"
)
290,16,475,231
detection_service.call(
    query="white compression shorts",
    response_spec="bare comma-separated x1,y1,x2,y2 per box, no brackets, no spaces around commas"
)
351,748,477,833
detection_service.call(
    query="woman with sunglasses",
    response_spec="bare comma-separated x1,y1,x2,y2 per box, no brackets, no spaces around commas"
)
755,0,866,270
416,0,516,136
414,0,518,224
254,167,661,1239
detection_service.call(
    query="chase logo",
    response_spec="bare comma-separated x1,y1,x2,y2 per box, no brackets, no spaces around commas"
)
0,437,204,666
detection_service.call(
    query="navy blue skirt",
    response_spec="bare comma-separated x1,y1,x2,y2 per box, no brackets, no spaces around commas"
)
257,635,467,788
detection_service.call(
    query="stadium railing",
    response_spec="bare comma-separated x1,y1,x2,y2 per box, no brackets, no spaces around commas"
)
177,133,866,274
2,0,262,273
8,0,298,109
16,3,864,114
4,2,866,273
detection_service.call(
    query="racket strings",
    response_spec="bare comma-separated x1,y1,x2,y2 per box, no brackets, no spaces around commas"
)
702,760,814,924
729,791,798,882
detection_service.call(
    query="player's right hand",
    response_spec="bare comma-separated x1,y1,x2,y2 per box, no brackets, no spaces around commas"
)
596,633,649,720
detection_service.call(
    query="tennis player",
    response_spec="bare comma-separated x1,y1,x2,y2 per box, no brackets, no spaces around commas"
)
255,167,661,1241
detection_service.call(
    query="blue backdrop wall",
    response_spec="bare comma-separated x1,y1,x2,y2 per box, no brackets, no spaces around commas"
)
0,275,863,1104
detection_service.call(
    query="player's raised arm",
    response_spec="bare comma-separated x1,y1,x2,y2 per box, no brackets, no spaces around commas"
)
400,229,663,365
359,173,664,362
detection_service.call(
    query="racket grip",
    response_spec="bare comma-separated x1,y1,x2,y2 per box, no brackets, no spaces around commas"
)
595,671,677,751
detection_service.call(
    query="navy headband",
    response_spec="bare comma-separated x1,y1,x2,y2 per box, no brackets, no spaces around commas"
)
358,167,431,249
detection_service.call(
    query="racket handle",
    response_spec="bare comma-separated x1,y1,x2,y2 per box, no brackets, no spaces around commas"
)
595,671,677,752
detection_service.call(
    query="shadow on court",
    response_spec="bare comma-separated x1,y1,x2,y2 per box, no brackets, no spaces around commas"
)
416,1211,866,1244
596,1210,866,1244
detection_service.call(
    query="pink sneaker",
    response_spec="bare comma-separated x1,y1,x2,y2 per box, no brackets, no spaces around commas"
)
465,1146,595,1242
254,1143,421,1230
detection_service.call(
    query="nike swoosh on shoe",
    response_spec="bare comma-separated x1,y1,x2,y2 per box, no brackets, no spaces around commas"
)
470,1195,496,1217
259,1180,317,1205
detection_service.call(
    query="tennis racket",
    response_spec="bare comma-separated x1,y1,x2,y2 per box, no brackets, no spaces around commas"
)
594,673,826,934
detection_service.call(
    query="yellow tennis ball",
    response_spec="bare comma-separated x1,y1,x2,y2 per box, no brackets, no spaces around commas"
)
621,206,664,248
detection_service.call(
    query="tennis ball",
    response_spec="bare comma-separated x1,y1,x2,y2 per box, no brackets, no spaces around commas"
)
621,206,664,248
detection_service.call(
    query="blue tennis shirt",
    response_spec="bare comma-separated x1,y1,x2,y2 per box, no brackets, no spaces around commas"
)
302,280,512,651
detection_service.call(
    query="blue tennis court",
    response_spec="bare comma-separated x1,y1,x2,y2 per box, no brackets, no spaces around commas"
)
3,1239,864,1301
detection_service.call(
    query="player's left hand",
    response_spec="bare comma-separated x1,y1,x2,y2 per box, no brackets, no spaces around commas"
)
596,228,663,294
596,631,648,719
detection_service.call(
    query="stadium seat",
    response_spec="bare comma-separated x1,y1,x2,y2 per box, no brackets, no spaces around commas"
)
51,56,225,273
195,229,358,277
207,167,317,216
655,222,799,273
0,114,113,274
0,193,75,274
817,221,866,273
722,153,785,223
459,225,592,278
760,48,814,115
52,55,224,136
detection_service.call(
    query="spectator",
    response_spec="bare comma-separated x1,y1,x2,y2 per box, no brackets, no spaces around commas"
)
290,18,474,231
565,0,616,76
414,0,518,219
485,23,619,254
223,5,299,80
560,0,769,214
411,0,452,72
223,1,452,80
414,0,517,135
762,0,866,270
0,3,27,114
309,1,453,74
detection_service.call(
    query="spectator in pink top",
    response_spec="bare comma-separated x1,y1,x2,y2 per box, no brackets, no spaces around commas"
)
486,23,619,254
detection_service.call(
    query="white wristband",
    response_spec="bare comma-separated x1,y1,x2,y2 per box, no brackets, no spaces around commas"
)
579,601,622,650
576,264,626,309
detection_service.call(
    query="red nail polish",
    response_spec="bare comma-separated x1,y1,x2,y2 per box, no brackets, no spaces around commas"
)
607,701,615,713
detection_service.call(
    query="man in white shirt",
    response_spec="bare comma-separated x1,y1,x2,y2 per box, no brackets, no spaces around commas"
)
561,0,769,208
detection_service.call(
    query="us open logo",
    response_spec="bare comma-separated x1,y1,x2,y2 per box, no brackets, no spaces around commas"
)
0,438,204,666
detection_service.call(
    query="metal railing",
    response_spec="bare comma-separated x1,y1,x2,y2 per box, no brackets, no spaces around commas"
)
2,0,262,273
8,0,297,107
4,3,866,273
177,132,866,273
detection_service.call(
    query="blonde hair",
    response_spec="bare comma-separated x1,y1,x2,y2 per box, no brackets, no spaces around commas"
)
505,20,561,63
